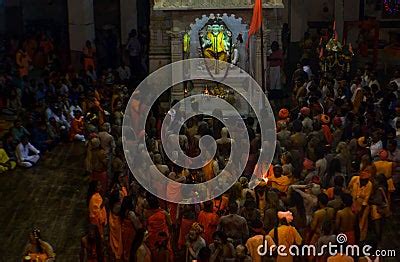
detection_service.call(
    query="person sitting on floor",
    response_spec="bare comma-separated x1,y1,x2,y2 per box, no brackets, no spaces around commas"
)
15,136,40,168
69,110,86,142
11,120,30,144
23,228,56,262
0,140,16,173
31,122,55,152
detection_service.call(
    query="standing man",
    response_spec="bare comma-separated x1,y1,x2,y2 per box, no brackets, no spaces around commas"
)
126,29,142,79
267,41,284,91
16,45,31,78
98,123,116,182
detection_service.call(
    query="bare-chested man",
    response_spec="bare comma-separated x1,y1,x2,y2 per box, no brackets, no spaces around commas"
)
80,224,104,262
336,193,357,245
309,193,335,244
217,201,249,245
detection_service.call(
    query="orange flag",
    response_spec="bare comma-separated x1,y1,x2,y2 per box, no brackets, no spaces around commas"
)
333,20,338,40
247,0,263,48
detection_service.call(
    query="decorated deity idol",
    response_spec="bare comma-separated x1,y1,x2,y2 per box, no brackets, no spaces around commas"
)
201,19,232,62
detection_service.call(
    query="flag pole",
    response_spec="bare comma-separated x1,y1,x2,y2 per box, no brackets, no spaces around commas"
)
260,21,265,92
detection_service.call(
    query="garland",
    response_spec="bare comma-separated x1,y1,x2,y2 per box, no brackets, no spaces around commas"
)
384,0,400,15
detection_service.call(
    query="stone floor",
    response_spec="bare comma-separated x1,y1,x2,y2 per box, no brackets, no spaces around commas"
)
0,142,399,261
0,142,88,261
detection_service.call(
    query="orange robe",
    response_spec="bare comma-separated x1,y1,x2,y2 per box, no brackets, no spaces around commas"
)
268,175,291,193
146,209,170,254
89,193,107,237
202,160,216,181
109,212,123,259
198,211,219,244
16,51,31,77
69,117,84,141
268,225,302,262
325,187,334,200
213,196,229,213
348,176,372,241
321,124,333,145
166,182,182,225
246,235,276,262
374,160,396,192
27,253,48,262
83,46,96,70
254,163,274,179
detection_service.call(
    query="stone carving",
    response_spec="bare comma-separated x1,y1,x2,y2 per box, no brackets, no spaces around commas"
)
154,0,283,10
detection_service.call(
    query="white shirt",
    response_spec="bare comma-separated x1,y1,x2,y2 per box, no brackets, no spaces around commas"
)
369,79,380,90
16,142,40,162
303,65,313,80
126,37,141,57
370,140,383,158
69,105,83,119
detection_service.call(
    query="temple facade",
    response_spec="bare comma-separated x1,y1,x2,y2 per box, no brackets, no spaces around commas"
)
148,0,285,100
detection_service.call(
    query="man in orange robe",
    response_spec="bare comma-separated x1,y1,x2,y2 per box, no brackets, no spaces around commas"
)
198,201,220,244
109,204,123,260
89,182,107,238
145,196,172,260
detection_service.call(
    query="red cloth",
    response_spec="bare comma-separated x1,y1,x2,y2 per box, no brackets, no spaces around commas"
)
178,218,196,249
321,124,333,145
146,209,170,252
121,218,136,262
269,50,283,67
198,211,219,244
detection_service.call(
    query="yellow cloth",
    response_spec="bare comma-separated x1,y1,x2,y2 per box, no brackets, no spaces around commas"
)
374,160,396,192
89,193,107,237
268,225,302,262
206,32,227,53
109,212,123,259
327,253,354,262
0,148,16,173
269,175,291,193
348,176,372,207
202,160,215,181
246,235,275,262
348,176,372,241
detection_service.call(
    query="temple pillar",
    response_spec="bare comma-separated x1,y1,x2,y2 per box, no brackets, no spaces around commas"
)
334,0,344,41
68,0,95,68
120,0,137,45
170,27,184,102
290,0,306,42
148,9,172,73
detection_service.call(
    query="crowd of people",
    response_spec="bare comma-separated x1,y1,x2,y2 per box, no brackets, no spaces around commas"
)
0,26,399,262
